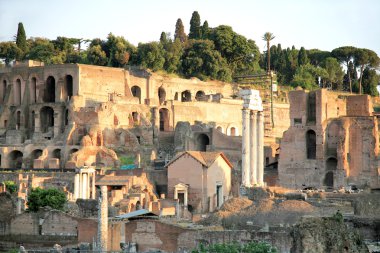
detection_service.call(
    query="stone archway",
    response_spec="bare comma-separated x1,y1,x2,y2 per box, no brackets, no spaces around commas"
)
30,149,43,168
44,76,55,102
159,108,170,131
64,75,73,101
181,90,191,102
196,134,210,151
158,87,166,105
131,86,141,104
40,106,54,133
195,91,205,101
8,150,23,168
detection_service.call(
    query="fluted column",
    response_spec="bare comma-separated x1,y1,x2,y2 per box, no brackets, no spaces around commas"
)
74,173,80,200
257,111,264,186
250,111,258,186
242,109,251,187
91,172,96,199
82,173,87,199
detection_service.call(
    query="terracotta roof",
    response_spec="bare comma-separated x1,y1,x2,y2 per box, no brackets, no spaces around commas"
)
95,175,129,186
166,151,233,169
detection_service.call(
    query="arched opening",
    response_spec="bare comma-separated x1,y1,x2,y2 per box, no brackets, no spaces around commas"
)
69,148,78,159
31,149,43,168
44,76,55,102
324,171,334,187
158,87,166,105
196,134,209,151
64,109,69,126
31,77,37,103
31,111,35,132
40,106,54,133
216,126,222,133
52,149,61,160
326,157,338,171
230,127,237,136
15,79,22,105
131,86,141,104
181,90,191,102
2,80,6,101
64,75,73,101
132,112,139,124
159,108,170,131
8,150,23,168
16,111,21,130
174,92,179,101
195,91,205,101
306,130,316,159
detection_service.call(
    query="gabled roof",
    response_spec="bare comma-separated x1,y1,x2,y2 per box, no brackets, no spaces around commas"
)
166,151,233,169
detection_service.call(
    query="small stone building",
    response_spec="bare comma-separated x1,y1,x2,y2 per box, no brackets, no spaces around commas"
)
278,89,380,189
167,151,232,213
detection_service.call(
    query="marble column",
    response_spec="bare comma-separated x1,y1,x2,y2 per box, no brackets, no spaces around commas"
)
74,173,80,200
82,173,87,199
91,172,96,199
98,185,108,252
250,111,258,186
257,111,264,186
242,108,251,187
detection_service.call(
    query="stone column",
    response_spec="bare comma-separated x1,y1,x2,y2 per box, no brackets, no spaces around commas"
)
98,185,108,252
53,112,61,137
184,190,188,208
174,187,178,200
241,108,251,187
250,111,258,186
74,173,80,200
91,172,96,199
82,173,87,199
257,111,264,186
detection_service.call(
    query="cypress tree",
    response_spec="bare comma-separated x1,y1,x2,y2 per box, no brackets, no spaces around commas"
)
160,32,168,45
174,18,187,43
189,11,201,39
201,20,209,39
16,22,27,52
298,47,309,66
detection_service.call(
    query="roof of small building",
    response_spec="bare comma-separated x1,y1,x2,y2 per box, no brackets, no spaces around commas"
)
113,209,158,220
166,151,233,169
95,175,129,186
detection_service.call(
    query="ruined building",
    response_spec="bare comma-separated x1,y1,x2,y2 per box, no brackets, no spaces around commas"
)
278,89,380,189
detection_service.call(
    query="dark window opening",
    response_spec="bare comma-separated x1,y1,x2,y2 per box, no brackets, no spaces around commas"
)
306,130,316,159
44,76,55,103
307,92,316,122
181,90,191,102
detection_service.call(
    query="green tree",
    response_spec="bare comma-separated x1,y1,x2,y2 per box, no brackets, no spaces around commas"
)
331,46,357,93
163,38,183,73
27,188,67,212
87,45,107,65
307,49,330,67
322,57,344,90
189,11,201,39
15,22,27,59
201,21,209,39
262,32,275,74
136,42,165,71
104,33,136,67
362,67,379,96
291,63,327,90
27,37,65,64
4,181,17,194
174,18,187,43
181,40,232,82
192,241,277,253
354,48,380,94
0,42,22,66
160,32,169,45
298,47,309,66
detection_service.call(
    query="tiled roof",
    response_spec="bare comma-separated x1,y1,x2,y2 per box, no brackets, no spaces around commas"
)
166,151,233,169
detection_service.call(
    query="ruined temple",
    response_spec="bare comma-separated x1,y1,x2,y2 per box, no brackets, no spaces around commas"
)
278,89,380,189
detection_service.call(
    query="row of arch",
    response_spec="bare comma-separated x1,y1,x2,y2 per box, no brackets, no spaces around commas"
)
1,74,73,105
4,148,79,168
14,106,69,133
131,86,207,105
216,126,239,136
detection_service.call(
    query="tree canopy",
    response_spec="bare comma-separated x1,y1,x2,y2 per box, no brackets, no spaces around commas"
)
27,188,67,212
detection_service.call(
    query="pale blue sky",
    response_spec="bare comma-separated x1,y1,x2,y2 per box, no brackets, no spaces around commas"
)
1,0,379,55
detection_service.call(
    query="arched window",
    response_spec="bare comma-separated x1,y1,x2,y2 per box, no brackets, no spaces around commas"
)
181,90,191,102
40,106,54,133
196,134,210,151
52,149,61,160
131,86,141,104
64,75,73,101
44,76,55,102
8,150,23,168
30,149,43,168
158,87,166,105
306,130,316,159
31,77,37,103
195,91,205,101
230,127,236,136
15,79,22,105
159,108,170,131
16,111,21,130
216,126,223,133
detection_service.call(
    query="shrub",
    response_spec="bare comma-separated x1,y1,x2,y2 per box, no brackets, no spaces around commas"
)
27,187,67,212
